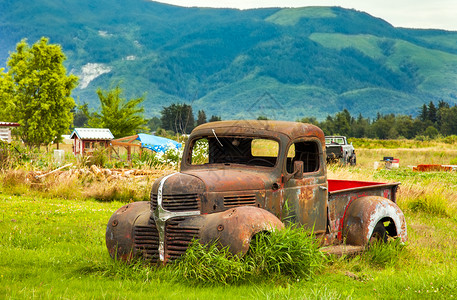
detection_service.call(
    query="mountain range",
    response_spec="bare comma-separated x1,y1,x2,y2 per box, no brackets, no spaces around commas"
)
1,0,457,120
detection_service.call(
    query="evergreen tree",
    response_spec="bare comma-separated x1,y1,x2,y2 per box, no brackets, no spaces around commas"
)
0,37,78,147
428,101,437,124
209,115,222,122
419,104,428,122
197,110,207,126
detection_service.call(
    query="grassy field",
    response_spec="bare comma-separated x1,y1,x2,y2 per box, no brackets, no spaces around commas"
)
1,143,457,299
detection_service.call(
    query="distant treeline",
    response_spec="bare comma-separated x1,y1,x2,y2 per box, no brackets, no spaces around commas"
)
299,100,457,139
145,101,457,140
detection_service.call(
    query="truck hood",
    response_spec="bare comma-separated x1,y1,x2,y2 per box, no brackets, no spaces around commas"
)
182,169,268,193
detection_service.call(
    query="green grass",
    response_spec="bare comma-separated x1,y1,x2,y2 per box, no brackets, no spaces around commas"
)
266,7,336,26
1,187,457,298
2,141,457,298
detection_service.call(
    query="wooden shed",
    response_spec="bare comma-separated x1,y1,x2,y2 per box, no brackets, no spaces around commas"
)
70,128,114,156
0,122,20,143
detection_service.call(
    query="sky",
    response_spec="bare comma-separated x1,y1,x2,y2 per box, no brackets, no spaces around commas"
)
155,0,457,31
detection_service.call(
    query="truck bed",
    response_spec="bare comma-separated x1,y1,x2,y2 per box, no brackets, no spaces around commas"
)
326,179,400,243
328,179,399,196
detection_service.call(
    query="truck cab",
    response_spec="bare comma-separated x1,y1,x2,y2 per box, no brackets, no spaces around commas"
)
106,121,406,263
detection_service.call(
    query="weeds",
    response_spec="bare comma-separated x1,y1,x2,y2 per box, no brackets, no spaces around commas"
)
173,241,246,285
173,226,326,286
362,238,406,268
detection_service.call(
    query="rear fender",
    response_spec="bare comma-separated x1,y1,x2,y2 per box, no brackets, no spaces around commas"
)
342,196,407,246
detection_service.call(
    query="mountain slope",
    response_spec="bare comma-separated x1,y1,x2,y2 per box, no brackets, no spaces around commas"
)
1,1,457,120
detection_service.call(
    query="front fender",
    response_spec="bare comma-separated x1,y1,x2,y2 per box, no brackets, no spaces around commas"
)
343,196,407,246
105,201,150,261
196,206,284,255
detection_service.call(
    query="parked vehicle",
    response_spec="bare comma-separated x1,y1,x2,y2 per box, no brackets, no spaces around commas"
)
106,121,407,263
325,136,356,165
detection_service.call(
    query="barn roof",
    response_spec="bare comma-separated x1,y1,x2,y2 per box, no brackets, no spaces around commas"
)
0,122,20,127
70,128,114,140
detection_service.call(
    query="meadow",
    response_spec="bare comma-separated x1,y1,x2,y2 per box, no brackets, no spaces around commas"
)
1,140,457,299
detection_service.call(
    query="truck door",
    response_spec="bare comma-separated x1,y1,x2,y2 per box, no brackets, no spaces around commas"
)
283,139,328,233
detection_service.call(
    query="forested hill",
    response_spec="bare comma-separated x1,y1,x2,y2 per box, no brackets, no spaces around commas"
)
2,0,457,120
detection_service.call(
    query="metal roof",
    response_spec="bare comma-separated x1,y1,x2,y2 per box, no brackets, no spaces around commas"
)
70,128,114,140
192,120,325,141
0,122,20,127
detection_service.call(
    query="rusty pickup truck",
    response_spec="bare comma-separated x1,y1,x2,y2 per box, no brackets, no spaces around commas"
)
106,120,407,263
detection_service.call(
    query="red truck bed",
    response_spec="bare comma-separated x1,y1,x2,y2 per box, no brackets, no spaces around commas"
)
328,179,397,194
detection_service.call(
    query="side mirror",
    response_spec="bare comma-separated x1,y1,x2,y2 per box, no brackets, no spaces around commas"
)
293,161,304,179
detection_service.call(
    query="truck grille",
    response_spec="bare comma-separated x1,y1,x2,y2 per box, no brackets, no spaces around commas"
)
151,193,200,212
224,194,256,207
134,224,159,261
166,217,200,261
134,217,199,263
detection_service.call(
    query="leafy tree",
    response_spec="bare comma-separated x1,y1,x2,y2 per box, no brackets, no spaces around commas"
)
197,110,207,126
0,70,15,121
86,86,147,138
298,117,318,125
161,103,195,134
147,117,162,132
0,37,78,147
424,126,439,138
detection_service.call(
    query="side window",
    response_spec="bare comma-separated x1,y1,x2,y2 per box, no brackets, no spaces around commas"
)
286,141,320,173
190,138,209,165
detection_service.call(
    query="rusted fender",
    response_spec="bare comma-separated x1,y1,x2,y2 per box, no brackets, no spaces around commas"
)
105,201,150,261
196,206,285,255
342,196,407,246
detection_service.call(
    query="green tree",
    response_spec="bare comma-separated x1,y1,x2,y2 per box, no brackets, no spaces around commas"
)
0,70,15,121
209,115,221,122
72,103,89,128
0,37,78,147
86,86,147,138
147,117,162,132
161,103,195,134
197,110,207,126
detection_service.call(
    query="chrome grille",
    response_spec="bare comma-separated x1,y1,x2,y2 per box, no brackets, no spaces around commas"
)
151,193,200,211
224,194,256,207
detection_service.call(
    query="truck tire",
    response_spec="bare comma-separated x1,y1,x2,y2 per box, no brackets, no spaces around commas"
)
350,154,356,166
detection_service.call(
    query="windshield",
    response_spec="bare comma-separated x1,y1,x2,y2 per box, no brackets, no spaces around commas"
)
189,136,279,167
325,137,344,145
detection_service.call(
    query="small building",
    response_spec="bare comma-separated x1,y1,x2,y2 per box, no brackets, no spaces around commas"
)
70,128,114,156
0,122,20,143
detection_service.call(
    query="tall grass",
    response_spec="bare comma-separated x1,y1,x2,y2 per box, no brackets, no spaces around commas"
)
173,226,326,285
